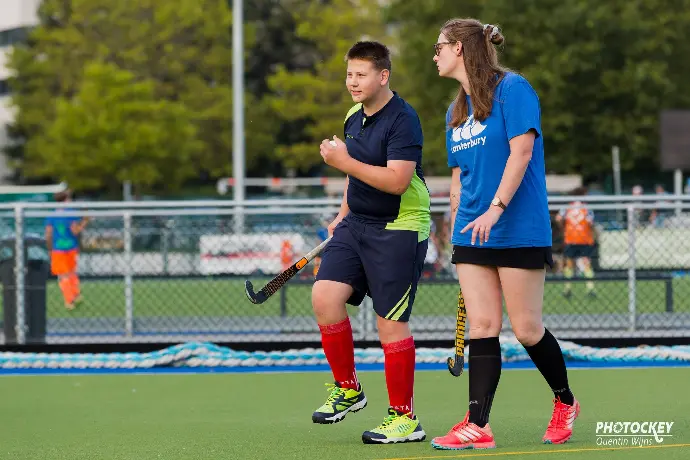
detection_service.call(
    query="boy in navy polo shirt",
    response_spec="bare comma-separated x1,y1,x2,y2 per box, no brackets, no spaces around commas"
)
311,41,430,445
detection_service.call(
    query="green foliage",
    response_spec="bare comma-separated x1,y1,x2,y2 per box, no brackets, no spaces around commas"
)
384,1,484,175
32,62,201,192
385,0,690,178
7,0,237,192
265,0,389,173
6,0,690,192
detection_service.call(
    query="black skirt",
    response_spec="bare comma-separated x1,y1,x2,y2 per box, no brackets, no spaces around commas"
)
451,245,554,269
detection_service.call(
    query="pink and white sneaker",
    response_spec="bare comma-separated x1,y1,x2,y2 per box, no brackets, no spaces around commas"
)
543,397,580,444
431,411,496,450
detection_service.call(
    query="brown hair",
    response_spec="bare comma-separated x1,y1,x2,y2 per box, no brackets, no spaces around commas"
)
54,190,72,202
346,41,392,72
441,18,507,127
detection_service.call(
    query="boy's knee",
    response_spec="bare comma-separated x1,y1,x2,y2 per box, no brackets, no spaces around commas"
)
376,316,411,344
312,281,349,323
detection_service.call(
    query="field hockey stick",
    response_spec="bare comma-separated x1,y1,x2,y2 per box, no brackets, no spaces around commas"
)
244,237,332,305
447,288,467,376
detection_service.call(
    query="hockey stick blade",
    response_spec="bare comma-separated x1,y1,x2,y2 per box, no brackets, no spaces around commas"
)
243,237,332,305
447,355,464,377
244,280,268,305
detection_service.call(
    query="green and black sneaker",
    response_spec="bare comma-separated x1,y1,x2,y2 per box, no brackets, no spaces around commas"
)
312,382,367,424
362,408,427,444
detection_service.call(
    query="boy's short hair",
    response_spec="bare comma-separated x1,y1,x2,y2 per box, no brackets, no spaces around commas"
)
345,41,392,72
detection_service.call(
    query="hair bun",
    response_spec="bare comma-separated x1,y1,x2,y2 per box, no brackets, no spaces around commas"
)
483,23,504,45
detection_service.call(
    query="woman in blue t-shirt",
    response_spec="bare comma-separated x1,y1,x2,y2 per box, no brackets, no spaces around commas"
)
430,18,580,451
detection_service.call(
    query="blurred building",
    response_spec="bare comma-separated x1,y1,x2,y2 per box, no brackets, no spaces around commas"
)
0,0,41,184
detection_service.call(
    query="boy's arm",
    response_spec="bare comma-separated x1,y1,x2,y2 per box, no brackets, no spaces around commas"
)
340,159,415,196
322,112,421,196
70,217,91,236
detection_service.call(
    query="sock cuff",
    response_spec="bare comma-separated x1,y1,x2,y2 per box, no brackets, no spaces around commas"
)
469,337,501,356
382,336,415,354
318,318,351,335
524,328,556,350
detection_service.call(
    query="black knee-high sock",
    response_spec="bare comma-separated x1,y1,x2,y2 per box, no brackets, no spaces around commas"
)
468,337,502,428
523,328,574,405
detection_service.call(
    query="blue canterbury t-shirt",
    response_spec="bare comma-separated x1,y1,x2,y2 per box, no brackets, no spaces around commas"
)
447,72,552,248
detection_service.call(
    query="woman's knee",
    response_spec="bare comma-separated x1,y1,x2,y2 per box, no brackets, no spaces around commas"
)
468,317,502,338
512,320,545,346
498,267,546,346
456,264,504,338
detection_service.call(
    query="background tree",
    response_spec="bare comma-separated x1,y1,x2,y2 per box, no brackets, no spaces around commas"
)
386,0,690,181
6,0,240,191
32,62,201,194
265,0,390,174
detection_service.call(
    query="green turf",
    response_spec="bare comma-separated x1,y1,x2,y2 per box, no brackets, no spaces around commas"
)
1,368,689,459
44,276,690,319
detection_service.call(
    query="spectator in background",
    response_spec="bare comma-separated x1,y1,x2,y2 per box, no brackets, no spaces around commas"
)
555,187,596,298
280,239,294,272
649,184,671,227
45,190,91,310
631,184,645,227
549,210,565,275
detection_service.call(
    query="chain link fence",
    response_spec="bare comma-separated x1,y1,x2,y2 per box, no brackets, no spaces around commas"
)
0,196,688,344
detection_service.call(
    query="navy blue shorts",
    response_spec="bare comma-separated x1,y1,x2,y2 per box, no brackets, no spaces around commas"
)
315,216,428,322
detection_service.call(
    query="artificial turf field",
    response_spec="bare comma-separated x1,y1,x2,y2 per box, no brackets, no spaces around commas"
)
2,366,689,460
43,276,690,318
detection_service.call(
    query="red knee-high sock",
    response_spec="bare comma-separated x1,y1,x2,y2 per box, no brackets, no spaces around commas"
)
58,276,74,304
319,318,358,390
68,273,80,298
383,336,416,416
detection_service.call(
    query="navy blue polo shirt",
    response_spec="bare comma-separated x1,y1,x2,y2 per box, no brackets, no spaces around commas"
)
343,92,431,240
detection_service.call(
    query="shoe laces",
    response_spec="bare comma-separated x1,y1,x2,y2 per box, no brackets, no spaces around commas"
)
378,414,397,429
377,410,412,430
452,419,470,432
450,413,472,433
548,399,570,429
324,383,346,405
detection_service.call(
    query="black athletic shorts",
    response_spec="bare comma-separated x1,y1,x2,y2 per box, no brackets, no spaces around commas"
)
451,245,554,269
316,216,428,322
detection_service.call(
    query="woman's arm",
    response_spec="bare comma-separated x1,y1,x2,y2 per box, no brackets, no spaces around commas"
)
449,167,461,236
493,131,535,207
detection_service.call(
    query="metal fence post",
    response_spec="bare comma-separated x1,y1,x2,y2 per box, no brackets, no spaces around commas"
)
162,224,170,275
124,212,134,337
14,205,26,345
626,204,637,331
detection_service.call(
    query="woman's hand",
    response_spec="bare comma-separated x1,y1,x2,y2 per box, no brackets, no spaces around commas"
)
461,207,503,246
